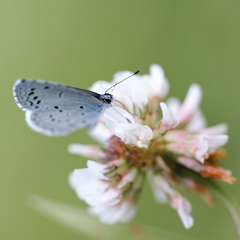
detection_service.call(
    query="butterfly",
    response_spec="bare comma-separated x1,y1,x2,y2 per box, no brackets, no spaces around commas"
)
13,70,139,136
13,79,113,136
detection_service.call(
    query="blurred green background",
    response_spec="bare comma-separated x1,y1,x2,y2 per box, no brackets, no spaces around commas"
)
1,0,240,239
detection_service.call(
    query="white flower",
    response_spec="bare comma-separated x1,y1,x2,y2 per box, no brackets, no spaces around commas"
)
69,159,142,224
69,64,234,229
69,161,119,206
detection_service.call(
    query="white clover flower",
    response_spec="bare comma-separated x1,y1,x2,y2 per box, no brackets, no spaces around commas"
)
69,64,235,228
70,159,142,224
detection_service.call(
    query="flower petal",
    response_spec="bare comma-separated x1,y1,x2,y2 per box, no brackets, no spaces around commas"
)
104,107,153,148
171,194,194,229
185,110,207,132
68,144,105,159
89,120,113,144
207,134,228,154
195,137,209,163
178,84,202,124
88,200,136,224
149,64,169,98
159,102,179,133
200,123,228,135
149,174,194,229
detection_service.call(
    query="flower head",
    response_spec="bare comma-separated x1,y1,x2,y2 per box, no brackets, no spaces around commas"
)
69,64,235,228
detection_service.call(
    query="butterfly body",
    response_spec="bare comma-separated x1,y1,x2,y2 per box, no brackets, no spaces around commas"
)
13,79,113,136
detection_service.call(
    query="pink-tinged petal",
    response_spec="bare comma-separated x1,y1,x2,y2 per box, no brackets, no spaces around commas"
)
200,123,228,135
178,156,236,184
166,138,209,163
155,156,171,173
149,174,194,229
178,84,202,124
164,130,189,142
207,135,229,153
186,110,207,132
166,97,181,116
166,143,189,156
199,165,236,184
159,102,179,133
68,144,105,159
195,137,209,163
171,194,194,229
149,175,175,203
117,169,138,188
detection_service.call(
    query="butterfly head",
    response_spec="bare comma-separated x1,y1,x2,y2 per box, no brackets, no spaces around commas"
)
101,93,114,105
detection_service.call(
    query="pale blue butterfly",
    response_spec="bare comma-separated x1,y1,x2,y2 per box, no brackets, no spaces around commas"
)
13,70,140,136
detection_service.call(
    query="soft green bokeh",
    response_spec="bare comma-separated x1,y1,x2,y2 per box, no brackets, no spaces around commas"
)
1,1,240,239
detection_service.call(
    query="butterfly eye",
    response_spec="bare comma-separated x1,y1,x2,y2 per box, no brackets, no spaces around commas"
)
104,98,112,104
102,93,113,104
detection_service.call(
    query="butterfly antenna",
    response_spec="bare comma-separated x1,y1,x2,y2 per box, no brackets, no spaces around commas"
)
114,99,128,109
105,69,141,93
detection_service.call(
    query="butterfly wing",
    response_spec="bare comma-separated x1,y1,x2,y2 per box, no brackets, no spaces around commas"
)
13,79,108,136
13,79,103,111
